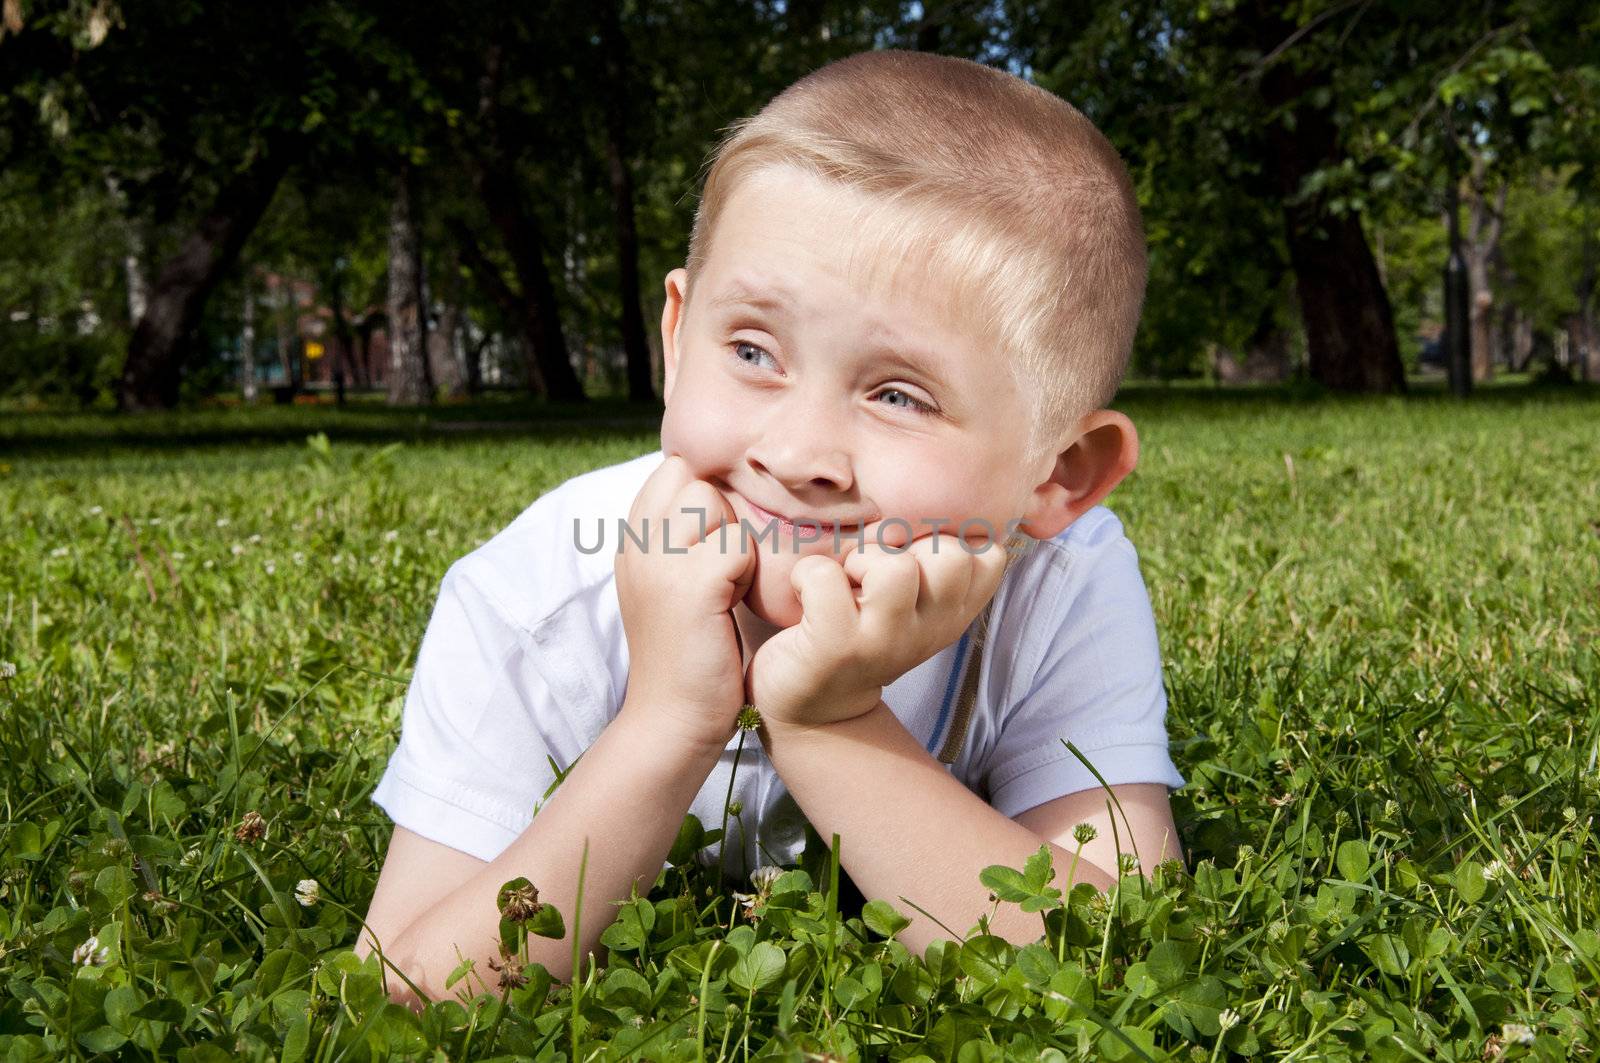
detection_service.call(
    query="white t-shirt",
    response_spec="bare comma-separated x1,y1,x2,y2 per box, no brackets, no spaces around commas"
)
371,448,1185,878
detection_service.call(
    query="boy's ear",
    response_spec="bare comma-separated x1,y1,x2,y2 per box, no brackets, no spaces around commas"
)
1017,410,1139,540
660,267,689,405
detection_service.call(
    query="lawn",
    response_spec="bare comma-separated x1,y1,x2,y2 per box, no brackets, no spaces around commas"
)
1,384,1597,1061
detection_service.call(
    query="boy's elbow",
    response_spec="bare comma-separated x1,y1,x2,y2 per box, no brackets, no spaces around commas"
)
355,921,440,1012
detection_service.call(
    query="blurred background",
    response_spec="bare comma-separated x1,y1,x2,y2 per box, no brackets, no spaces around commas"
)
1,0,1596,412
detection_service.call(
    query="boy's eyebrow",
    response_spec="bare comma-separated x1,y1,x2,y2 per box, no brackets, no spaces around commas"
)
863,327,956,395
710,277,797,319
712,276,958,395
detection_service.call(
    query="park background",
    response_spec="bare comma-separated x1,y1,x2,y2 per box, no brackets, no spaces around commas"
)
3,2,1599,1061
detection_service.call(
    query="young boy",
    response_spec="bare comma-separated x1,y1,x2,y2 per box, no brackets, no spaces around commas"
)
358,49,1184,1004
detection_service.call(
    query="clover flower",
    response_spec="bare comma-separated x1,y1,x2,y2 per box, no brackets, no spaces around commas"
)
294,879,320,907
234,811,267,844
0,662,15,680
487,948,529,989
1072,823,1098,845
1217,1007,1240,1032
736,705,762,732
1501,1022,1535,1045
732,865,786,925
143,890,179,917
497,881,543,922
73,935,110,967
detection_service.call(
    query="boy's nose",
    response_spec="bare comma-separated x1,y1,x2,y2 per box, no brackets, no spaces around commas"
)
745,404,853,494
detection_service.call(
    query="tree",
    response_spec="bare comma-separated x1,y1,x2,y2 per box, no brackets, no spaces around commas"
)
385,162,433,405
117,135,301,408
1012,0,1406,393
594,0,654,402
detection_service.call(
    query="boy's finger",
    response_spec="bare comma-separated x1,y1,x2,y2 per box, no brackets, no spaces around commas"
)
628,452,694,529
843,529,960,586
856,551,920,643
839,521,919,583
790,554,858,633
664,479,737,552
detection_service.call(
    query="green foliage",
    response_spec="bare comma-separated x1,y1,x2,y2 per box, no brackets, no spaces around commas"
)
0,170,128,405
1,391,1598,1058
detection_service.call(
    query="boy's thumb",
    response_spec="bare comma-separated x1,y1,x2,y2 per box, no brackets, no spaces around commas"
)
705,522,757,600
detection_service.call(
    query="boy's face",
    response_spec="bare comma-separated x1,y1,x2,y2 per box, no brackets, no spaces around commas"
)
659,164,1057,629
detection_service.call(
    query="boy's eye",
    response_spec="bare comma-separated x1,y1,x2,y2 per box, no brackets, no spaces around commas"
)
730,341,937,418
874,388,937,416
732,340,777,371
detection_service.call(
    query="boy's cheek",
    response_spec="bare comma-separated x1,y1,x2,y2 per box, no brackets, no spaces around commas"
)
739,550,805,628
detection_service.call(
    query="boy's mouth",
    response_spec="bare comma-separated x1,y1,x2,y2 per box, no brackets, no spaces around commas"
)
741,497,864,543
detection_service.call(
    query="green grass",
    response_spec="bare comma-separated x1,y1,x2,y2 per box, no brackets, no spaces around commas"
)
1,384,1597,1061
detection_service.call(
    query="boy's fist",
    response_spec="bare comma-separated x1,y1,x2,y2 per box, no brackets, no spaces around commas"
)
744,522,1013,730
615,454,755,750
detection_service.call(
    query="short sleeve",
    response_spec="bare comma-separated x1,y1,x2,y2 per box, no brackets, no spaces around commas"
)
980,528,1185,819
371,563,590,861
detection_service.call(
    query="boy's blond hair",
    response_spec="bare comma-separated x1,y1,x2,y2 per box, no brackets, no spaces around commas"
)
684,49,1148,463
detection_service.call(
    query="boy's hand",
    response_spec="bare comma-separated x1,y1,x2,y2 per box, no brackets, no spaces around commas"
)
616,454,755,750
745,522,1012,731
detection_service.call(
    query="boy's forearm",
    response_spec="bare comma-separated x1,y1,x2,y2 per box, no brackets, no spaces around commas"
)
386,705,725,998
759,702,1118,953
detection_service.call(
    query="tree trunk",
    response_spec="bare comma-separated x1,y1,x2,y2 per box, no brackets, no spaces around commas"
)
240,281,258,403
596,0,656,403
385,164,431,406
432,249,467,398
1508,307,1535,373
1574,224,1599,382
123,226,149,328
1247,3,1404,394
1442,154,1472,397
327,261,353,407
274,275,299,393
464,323,487,397
354,313,379,390
1570,312,1599,383
455,221,546,397
1464,169,1505,383
116,145,294,410
103,175,149,328
433,300,464,398
471,43,585,402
